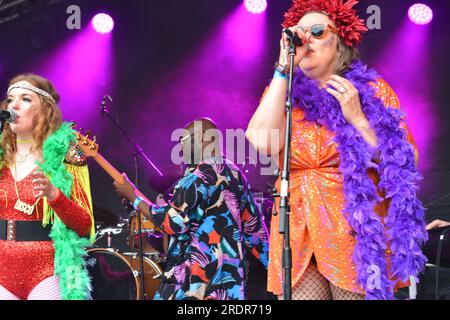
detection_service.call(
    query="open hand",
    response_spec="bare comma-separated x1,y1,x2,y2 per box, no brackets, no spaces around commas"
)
325,74,367,127
32,171,59,201
426,219,450,231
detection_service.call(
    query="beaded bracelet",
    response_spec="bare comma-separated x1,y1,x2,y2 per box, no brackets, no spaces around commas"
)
274,62,289,80
274,69,288,80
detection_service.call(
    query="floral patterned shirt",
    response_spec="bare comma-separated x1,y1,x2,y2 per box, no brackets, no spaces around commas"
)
150,158,269,300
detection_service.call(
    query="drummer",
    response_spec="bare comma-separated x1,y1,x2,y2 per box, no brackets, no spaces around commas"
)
114,117,269,300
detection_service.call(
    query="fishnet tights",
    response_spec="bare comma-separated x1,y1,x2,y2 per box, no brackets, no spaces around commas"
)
278,262,365,300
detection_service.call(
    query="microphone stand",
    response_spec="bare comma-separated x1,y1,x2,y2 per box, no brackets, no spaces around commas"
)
100,97,164,177
101,98,164,300
277,34,296,300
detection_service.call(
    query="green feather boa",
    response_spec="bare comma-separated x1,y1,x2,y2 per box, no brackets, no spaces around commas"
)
39,122,92,300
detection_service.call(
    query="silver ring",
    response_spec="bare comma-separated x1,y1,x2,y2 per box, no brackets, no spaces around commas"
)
338,87,346,94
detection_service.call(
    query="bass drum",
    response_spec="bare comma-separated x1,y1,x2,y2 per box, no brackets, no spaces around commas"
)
85,248,163,300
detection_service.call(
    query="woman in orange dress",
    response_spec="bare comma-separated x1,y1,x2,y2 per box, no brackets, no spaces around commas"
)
246,0,427,300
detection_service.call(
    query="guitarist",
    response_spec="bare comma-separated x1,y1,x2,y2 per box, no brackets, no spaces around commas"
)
114,117,269,300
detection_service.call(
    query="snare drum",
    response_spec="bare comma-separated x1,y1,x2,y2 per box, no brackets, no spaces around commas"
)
129,215,165,254
85,248,163,300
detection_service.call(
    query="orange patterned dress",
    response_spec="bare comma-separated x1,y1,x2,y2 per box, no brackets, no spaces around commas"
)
267,79,418,295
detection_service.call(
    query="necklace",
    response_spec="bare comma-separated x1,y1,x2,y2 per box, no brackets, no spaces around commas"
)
16,150,32,163
17,139,34,144
13,162,39,216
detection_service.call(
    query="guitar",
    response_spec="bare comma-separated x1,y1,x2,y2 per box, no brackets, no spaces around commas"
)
73,128,162,232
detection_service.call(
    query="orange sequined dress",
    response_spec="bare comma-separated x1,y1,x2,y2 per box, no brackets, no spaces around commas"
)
0,166,92,300
267,79,418,295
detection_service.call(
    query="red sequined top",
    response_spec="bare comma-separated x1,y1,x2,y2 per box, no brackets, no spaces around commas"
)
0,167,92,299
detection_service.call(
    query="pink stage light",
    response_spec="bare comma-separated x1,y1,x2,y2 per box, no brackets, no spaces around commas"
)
408,3,433,25
92,13,114,34
244,0,267,15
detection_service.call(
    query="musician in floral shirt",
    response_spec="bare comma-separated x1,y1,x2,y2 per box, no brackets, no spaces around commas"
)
114,118,269,300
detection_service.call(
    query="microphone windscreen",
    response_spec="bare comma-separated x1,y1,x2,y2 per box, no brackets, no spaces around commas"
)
6,108,17,123
283,28,302,47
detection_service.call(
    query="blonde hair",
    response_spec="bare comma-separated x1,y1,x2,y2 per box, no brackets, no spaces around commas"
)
1,74,62,168
335,37,360,75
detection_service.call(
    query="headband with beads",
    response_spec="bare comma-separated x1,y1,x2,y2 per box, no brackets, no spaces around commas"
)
7,81,56,103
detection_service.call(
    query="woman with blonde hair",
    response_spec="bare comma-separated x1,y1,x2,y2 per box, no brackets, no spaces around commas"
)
0,74,95,300
246,0,427,300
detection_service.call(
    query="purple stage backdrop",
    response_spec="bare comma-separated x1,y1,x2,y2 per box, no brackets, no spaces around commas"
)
0,0,448,224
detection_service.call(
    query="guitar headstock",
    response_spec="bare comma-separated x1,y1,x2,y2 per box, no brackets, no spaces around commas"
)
73,125,99,158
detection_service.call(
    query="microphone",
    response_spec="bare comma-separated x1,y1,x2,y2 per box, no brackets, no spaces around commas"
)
101,95,113,116
283,28,303,47
0,109,17,123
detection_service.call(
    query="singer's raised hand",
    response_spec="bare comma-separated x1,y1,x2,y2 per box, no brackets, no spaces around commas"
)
278,27,307,69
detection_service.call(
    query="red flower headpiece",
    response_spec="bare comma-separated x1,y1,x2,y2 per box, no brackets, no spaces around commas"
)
283,0,368,48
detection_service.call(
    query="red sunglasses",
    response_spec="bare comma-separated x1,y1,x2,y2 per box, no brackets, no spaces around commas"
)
294,23,339,39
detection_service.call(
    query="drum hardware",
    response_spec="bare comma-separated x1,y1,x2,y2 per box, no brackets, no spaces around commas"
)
117,216,129,228
128,206,147,300
93,212,166,262
96,227,124,248
253,191,275,227
129,213,165,255
122,251,165,269
96,227,123,236
126,207,163,292
132,228,162,238
95,222,105,230
270,188,279,216
124,258,161,281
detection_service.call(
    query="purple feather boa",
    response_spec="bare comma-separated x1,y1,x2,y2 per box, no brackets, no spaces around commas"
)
292,60,428,300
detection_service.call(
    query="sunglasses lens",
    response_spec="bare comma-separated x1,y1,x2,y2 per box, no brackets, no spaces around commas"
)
311,25,325,38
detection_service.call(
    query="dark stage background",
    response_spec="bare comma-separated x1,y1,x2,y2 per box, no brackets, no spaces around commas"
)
1,0,449,224
1,0,450,298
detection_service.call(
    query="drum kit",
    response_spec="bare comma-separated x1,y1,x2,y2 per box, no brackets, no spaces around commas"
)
86,210,166,300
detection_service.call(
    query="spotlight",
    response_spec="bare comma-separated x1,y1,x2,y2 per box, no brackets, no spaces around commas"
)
92,13,114,34
244,0,267,15
408,3,433,25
